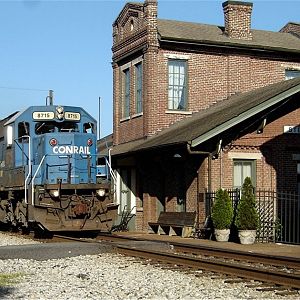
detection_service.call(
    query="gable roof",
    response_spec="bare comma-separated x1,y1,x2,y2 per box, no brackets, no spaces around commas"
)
112,77,300,156
157,19,300,54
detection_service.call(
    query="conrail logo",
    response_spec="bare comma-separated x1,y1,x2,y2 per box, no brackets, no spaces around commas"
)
52,145,91,155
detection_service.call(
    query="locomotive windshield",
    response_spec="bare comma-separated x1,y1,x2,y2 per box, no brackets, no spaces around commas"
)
35,121,79,134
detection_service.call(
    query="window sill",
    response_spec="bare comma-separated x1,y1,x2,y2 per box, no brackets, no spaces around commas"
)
132,112,143,119
120,116,130,123
165,110,192,115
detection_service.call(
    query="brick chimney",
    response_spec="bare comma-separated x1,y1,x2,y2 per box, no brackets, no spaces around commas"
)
144,0,158,48
222,1,253,40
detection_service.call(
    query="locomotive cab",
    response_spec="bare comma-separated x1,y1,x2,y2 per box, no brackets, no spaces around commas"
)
0,103,118,232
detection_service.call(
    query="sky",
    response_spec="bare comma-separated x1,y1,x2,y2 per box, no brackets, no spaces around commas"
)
0,0,299,138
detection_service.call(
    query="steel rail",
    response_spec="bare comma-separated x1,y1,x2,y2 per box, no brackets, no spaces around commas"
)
97,233,300,269
171,242,300,269
116,245,300,289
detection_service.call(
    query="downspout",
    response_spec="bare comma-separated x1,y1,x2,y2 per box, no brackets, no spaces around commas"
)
187,140,222,221
187,143,212,224
187,143,212,193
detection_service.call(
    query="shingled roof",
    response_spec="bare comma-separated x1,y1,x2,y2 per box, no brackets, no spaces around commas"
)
112,77,300,156
157,19,300,53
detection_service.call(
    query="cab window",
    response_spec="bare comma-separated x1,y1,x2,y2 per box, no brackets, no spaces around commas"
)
35,122,55,135
83,123,94,134
18,122,30,143
58,122,78,132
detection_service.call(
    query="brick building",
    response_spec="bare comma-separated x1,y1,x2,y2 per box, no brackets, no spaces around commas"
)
110,0,300,236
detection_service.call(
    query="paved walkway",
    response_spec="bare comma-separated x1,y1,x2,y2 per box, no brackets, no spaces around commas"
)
114,231,300,259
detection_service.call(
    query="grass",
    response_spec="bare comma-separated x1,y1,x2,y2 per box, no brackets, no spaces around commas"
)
0,273,22,287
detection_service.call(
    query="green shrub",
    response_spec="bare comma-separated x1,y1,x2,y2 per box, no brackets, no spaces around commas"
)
211,188,233,230
235,177,259,230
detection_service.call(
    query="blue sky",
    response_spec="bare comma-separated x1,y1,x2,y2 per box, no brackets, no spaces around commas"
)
0,0,299,138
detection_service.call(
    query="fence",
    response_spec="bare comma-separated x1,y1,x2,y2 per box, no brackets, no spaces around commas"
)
203,189,300,245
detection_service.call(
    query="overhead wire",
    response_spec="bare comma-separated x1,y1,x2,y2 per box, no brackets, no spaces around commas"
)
0,86,48,92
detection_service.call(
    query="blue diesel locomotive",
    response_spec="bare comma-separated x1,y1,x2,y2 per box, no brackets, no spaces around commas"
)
0,94,118,232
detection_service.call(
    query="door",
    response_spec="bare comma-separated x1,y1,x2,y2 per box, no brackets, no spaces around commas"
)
118,168,136,231
120,169,131,212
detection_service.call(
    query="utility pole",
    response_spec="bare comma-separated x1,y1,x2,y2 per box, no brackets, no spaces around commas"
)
98,96,101,140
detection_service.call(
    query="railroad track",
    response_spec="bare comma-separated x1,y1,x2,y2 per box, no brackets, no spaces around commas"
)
97,233,300,292
116,245,300,291
5,231,300,294
171,241,300,269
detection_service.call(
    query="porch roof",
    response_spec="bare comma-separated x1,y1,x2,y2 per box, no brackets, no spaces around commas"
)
112,77,300,156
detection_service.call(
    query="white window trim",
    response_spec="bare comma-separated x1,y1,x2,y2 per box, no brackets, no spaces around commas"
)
164,53,190,60
165,110,192,115
228,152,262,160
132,56,143,66
132,112,143,118
120,62,131,71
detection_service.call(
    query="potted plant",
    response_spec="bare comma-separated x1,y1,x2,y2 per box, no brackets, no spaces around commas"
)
235,177,259,244
211,188,233,242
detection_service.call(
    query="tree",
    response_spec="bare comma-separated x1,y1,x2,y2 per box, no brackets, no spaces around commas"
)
235,177,259,230
211,188,233,230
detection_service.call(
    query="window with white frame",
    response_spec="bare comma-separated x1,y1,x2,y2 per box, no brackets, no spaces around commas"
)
233,159,256,189
123,68,130,118
168,59,187,110
135,62,143,114
285,70,300,80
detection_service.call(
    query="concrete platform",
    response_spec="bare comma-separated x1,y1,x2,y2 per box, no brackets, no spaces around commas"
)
113,231,300,259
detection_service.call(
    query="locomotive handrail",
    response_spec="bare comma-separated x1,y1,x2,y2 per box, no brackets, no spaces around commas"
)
31,154,47,206
108,148,117,192
23,135,31,205
106,152,117,183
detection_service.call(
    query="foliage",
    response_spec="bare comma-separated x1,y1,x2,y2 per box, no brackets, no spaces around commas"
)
235,177,259,230
274,218,283,240
211,188,233,230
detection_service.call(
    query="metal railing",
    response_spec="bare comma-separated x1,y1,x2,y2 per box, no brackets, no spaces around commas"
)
202,189,300,245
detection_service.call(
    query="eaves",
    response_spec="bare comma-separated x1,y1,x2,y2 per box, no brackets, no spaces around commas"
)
191,84,300,147
159,37,300,56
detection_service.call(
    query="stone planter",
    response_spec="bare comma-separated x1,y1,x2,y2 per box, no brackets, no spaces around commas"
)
238,230,256,244
214,229,230,242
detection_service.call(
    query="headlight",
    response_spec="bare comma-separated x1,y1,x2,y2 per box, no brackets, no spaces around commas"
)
50,189,60,198
96,189,106,197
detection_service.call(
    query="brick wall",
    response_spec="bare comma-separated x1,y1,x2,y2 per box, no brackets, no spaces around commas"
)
114,45,300,144
112,1,300,146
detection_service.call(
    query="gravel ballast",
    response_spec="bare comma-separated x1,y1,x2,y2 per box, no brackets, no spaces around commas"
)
0,232,298,299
